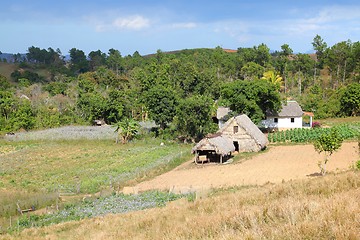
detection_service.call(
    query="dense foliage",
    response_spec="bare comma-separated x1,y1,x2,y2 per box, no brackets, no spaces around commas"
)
1,35,359,139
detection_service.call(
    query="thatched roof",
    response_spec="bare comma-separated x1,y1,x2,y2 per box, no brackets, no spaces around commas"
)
267,101,303,117
191,135,235,156
219,114,268,149
216,106,231,120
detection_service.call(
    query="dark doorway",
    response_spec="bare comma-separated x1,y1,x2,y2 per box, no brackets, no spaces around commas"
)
233,141,239,152
212,117,219,124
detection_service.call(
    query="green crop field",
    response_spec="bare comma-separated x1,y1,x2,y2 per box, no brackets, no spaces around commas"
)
268,122,360,143
0,136,192,225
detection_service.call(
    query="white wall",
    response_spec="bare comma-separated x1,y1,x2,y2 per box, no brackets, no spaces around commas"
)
262,116,303,130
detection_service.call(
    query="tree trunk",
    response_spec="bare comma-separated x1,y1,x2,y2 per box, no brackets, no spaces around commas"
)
343,59,347,84
321,155,329,176
298,71,302,96
284,62,287,95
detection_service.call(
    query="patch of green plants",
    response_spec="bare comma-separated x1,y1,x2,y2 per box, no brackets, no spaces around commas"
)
268,123,360,144
0,136,192,231
0,138,191,194
7,191,190,233
356,160,360,170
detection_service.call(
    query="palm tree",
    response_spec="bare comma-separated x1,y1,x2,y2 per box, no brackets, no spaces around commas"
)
261,70,284,91
113,118,139,144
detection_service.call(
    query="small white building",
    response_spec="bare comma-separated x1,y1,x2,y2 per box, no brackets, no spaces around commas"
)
262,101,309,131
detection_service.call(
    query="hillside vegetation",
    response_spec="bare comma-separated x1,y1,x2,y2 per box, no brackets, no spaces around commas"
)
1,35,359,141
1,171,359,239
0,36,359,238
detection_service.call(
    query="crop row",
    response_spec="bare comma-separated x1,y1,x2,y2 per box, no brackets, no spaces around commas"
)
268,123,360,143
10,191,193,232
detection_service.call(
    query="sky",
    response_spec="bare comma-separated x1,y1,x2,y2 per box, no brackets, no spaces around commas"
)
1,0,360,56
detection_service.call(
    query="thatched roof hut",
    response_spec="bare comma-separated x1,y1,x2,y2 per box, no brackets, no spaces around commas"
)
218,114,268,152
192,135,235,156
191,135,235,164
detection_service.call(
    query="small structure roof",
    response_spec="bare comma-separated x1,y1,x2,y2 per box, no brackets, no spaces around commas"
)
191,135,235,156
303,111,314,117
267,101,303,117
219,114,268,149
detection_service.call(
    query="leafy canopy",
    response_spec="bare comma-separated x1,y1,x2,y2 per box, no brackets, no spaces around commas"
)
220,80,281,124
175,95,217,141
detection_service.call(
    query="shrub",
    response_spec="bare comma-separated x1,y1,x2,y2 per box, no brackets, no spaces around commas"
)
312,121,321,128
314,128,343,175
356,160,360,170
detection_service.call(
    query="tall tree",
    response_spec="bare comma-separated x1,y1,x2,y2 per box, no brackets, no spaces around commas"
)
325,40,352,88
88,50,106,71
279,44,293,93
240,62,264,80
220,80,281,124
312,34,327,67
107,49,123,75
69,48,89,74
254,43,271,67
143,85,177,129
175,95,217,141
340,83,360,116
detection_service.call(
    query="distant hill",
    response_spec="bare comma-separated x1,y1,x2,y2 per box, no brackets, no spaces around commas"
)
0,53,26,62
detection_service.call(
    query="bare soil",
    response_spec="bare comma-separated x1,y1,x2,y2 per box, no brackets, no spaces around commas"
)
136,142,359,192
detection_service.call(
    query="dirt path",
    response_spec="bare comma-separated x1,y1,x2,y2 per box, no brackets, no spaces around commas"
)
136,142,359,192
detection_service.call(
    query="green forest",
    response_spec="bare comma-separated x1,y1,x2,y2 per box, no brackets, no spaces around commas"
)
0,35,359,140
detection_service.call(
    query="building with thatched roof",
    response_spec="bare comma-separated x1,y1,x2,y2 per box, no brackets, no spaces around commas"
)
261,100,312,130
191,134,235,164
218,114,268,152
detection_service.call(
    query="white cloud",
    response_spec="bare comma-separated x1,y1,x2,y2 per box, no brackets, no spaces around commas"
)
212,21,251,44
286,5,360,34
89,15,151,32
112,15,150,30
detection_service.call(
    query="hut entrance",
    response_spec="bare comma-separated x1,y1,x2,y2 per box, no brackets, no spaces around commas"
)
233,141,239,152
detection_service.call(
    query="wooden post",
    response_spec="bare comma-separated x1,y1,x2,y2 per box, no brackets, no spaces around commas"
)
16,203,22,215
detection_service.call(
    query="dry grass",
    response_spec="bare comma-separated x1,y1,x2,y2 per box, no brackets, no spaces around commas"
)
2,171,359,240
0,62,17,80
318,116,360,127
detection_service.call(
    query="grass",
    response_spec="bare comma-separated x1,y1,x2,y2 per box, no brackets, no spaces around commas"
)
0,134,192,228
0,62,17,80
0,138,191,193
1,170,359,239
318,116,360,127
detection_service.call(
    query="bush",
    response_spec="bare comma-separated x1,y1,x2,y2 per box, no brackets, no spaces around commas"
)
356,160,360,170
312,121,321,128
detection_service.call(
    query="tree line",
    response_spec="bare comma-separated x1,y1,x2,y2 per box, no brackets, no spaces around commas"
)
0,35,359,141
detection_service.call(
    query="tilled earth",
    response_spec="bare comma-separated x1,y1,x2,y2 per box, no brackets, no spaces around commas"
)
136,142,359,192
